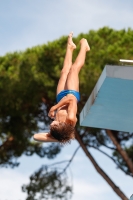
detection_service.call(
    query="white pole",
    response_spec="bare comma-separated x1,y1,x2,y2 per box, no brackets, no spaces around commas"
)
120,59,133,63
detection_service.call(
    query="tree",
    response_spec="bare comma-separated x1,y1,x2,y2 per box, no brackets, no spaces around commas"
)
0,27,133,200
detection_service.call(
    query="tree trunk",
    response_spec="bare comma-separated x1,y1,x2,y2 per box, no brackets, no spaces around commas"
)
106,129,133,174
76,131,128,200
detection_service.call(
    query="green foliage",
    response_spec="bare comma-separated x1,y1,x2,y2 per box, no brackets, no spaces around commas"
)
22,165,72,200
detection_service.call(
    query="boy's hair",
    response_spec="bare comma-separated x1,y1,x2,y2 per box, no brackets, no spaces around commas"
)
50,122,75,144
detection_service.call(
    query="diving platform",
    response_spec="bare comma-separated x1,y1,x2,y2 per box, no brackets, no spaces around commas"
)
80,65,133,132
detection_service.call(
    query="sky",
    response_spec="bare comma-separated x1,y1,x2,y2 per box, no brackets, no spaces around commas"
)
0,0,133,56
0,0,133,199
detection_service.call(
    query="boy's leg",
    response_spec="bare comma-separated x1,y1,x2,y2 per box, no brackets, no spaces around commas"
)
66,39,90,91
56,32,76,95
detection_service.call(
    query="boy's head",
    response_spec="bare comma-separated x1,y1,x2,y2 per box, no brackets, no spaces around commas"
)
50,121,75,144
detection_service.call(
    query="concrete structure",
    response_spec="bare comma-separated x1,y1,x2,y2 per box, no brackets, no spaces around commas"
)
80,65,133,132
130,194,133,200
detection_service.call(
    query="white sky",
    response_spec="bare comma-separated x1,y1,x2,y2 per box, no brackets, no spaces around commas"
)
0,0,133,55
0,0,133,199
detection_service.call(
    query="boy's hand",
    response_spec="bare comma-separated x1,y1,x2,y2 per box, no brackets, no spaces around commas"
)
48,107,55,119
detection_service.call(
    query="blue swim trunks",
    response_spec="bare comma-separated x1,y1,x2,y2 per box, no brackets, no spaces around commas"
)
56,90,80,103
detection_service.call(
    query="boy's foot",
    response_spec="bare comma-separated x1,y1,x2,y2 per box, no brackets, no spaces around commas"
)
67,32,76,50
80,38,90,51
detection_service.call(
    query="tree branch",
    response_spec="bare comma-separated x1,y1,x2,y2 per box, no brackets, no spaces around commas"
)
96,137,116,151
0,136,14,150
75,131,128,200
62,146,80,174
88,144,131,176
47,160,69,167
106,129,133,174
45,146,80,175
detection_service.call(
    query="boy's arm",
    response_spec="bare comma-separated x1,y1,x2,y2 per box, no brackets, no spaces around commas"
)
48,97,72,118
66,99,77,126
33,133,59,142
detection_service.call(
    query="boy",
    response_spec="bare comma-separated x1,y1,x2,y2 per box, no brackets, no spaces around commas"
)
34,32,90,143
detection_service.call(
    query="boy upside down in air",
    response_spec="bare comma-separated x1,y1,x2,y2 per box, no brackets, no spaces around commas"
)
34,32,90,144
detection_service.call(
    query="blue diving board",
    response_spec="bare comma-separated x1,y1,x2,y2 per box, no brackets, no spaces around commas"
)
80,65,133,132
